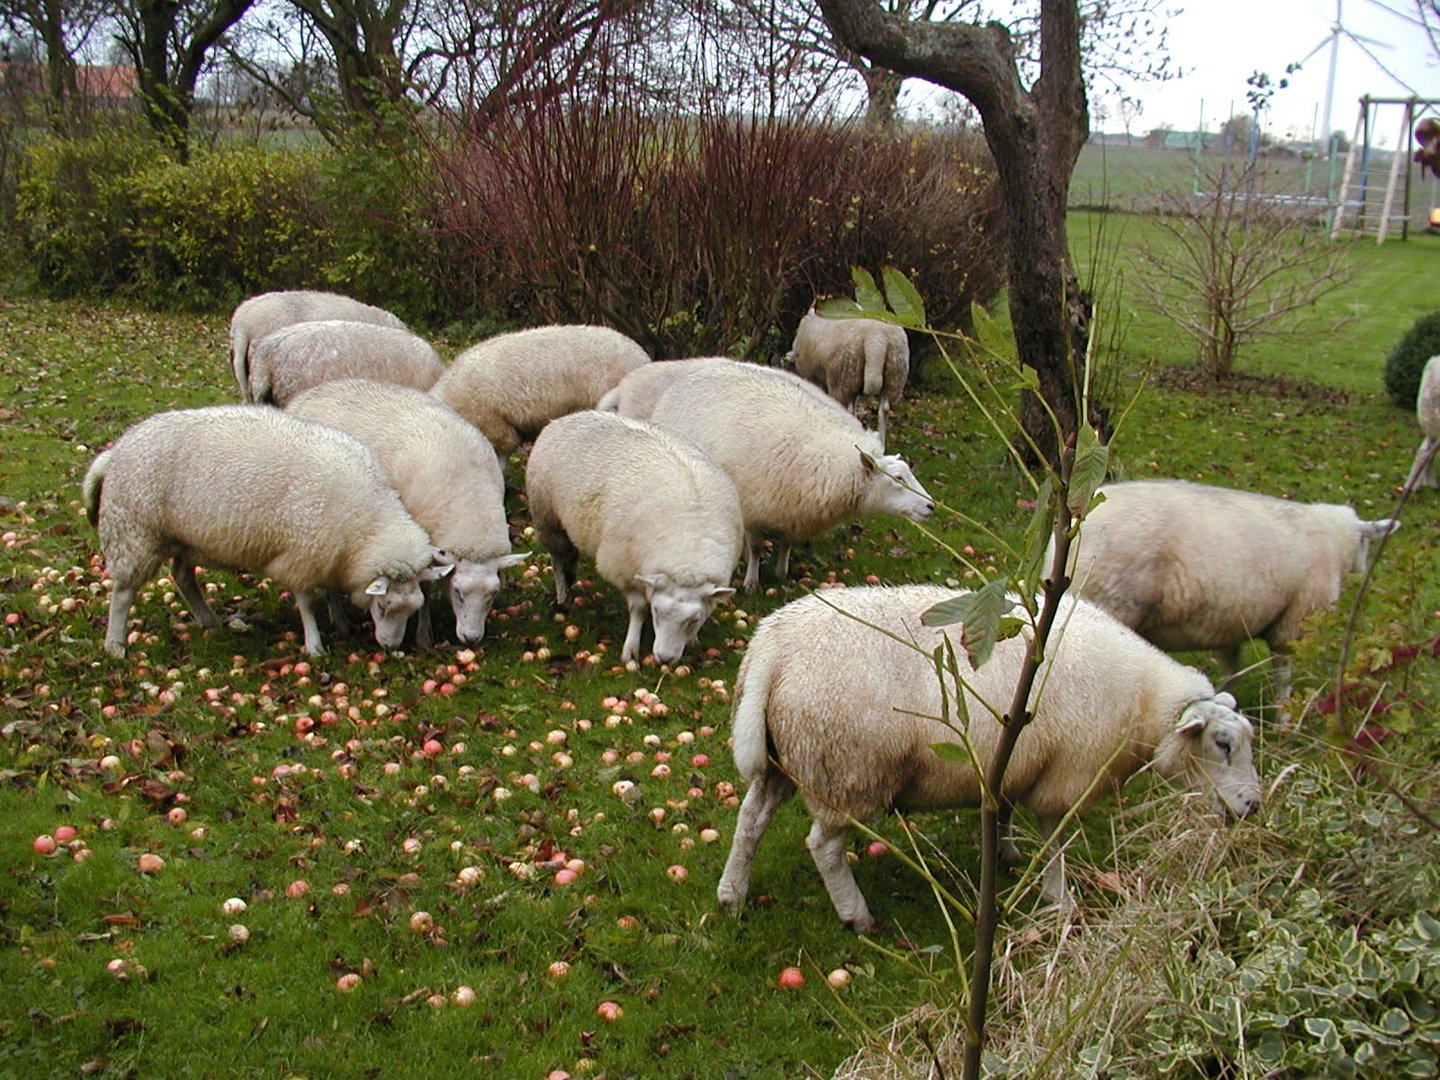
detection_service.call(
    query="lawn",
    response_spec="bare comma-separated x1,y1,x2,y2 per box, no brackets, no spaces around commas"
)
2,216,1439,1077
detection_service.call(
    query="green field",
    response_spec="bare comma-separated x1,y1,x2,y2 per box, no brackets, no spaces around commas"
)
2,213,1439,1076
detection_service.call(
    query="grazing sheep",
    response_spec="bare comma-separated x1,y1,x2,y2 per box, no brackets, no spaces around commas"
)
648,363,934,592
430,325,650,456
596,356,843,419
715,585,1262,931
1406,355,1440,488
229,290,408,401
242,320,444,407
82,405,451,658
285,379,528,644
525,411,741,664
789,307,910,448
1058,479,1399,696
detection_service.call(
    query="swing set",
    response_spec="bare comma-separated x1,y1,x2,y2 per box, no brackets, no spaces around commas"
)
1329,95,1440,242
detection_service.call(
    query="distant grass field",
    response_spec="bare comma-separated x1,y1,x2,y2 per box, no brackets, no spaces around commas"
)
2,210,1439,1076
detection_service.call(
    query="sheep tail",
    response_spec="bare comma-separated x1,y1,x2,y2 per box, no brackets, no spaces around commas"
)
82,450,111,527
862,337,887,397
231,327,252,402
730,647,776,782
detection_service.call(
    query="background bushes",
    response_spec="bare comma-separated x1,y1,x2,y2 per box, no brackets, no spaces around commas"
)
11,109,1005,347
1385,309,1440,408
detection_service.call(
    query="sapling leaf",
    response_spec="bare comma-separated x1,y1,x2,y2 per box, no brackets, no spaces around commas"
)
1067,424,1110,516
929,742,973,765
817,297,862,318
921,579,1013,668
850,267,886,313
1013,366,1041,393
881,266,927,328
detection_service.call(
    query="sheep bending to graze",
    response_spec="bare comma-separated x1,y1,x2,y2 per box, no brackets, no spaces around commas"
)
82,405,451,658
525,411,741,665
1057,479,1398,696
285,379,528,644
648,363,934,592
596,356,843,419
1406,355,1440,488
430,325,650,456
789,307,910,448
229,290,408,401
242,320,444,407
715,585,1262,931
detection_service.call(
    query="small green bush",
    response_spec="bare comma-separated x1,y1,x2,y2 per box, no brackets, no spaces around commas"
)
16,128,164,295
126,144,334,308
1384,309,1440,408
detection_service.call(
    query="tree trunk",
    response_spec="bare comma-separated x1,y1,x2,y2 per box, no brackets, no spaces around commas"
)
818,0,1097,463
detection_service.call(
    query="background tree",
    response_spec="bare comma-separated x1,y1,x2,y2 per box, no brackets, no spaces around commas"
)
1,0,107,131
111,0,255,157
819,0,1093,459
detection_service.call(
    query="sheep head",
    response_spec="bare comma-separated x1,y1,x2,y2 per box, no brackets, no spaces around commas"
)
1157,692,1262,821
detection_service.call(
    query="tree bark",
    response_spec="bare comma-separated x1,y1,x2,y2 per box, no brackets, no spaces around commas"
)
818,0,1093,460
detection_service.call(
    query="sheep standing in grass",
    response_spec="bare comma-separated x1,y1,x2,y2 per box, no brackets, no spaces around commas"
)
596,357,843,419
285,379,527,644
242,320,444,407
1057,479,1398,696
229,290,408,401
789,307,910,448
82,406,450,658
430,325,650,456
648,363,934,592
1406,355,1440,488
715,585,1262,931
525,411,741,665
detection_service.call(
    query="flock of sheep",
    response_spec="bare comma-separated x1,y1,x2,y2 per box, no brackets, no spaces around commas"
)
81,288,1406,931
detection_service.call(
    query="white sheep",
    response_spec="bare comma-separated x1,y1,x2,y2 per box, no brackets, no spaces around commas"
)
647,362,934,592
241,320,445,407
1406,355,1440,489
524,411,741,664
715,585,1262,931
430,324,650,456
1058,479,1398,696
596,356,844,419
82,405,451,658
229,290,409,401
789,306,910,448
284,379,528,644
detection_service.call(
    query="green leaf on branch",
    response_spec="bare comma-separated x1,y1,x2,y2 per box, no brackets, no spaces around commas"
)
929,742,973,766
881,266,926,328
920,579,1018,668
850,266,886,313
1067,424,1109,517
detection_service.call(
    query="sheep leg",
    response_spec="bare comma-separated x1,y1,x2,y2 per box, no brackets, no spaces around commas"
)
294,589,327,656
170,556,219,628
716,769,795,912
414,596,434,650
620,590,647,663
1406,437,1436,489
997,800,1022,867
742,532,763,593
326,592,353,637
807,819,877,933
1036,813,1069,906
773,540,792,581
103,581,139,658
877,398,889,452
1215,645,1243,689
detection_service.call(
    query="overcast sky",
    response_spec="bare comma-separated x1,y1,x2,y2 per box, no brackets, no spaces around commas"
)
1095,0,1438,146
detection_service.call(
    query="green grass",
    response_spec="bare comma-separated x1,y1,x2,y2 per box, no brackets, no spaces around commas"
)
2,219,1439,1077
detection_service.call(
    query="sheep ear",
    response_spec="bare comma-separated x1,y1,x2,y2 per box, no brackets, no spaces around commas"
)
420,562,455,582
1174,703,1209,734
703,585,736,602
858,448,876,472
366,576,391,596
429,546,458,566
497,552,530,571
1361,518,1400,539
1214,691,1237,710
634,573,665,588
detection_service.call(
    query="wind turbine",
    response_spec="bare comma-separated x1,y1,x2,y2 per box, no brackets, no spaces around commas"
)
1296,0,1393,154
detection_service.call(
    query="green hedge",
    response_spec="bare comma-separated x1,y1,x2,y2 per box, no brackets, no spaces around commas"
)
1385,310,1440,409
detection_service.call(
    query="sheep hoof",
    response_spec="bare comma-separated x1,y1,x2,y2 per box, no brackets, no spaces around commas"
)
103,640,127,659
847,914,879,935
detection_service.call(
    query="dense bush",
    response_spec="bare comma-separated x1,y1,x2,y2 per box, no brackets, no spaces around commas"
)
1385,309,1440,408
16,132,333,308
425,101,1004,357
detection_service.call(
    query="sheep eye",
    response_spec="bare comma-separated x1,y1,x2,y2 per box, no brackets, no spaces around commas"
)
1215,734,1232,755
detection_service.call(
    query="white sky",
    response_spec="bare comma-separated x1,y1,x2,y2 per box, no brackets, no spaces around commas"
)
1096,0,1438,146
